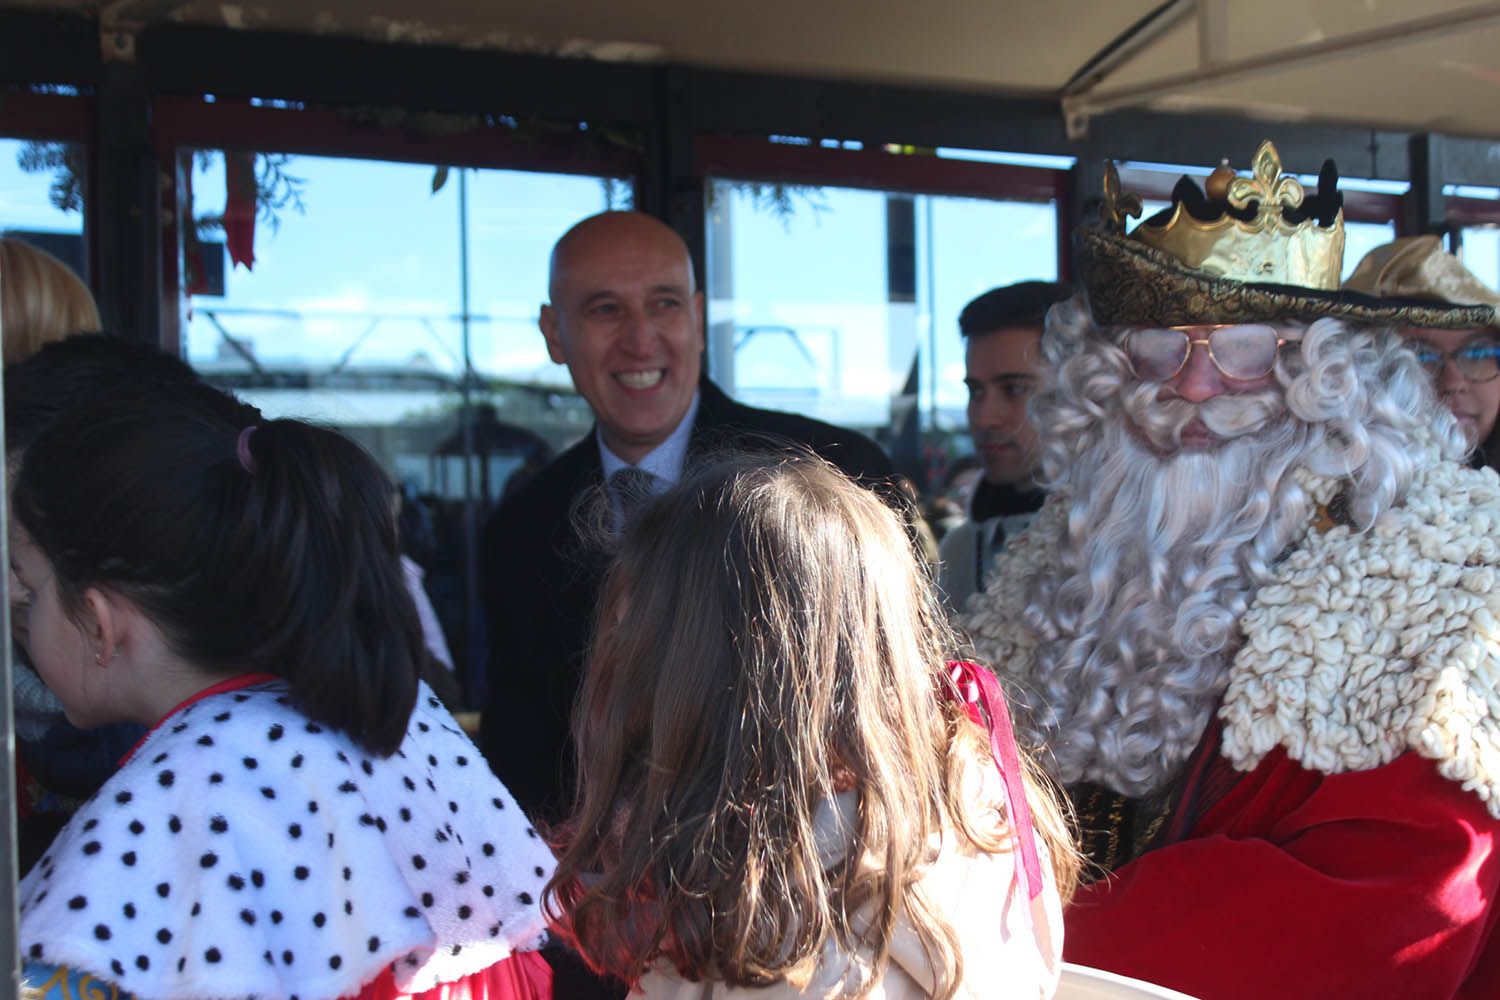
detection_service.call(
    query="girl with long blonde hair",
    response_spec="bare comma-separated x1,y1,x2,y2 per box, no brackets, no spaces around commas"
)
548,454,1077,999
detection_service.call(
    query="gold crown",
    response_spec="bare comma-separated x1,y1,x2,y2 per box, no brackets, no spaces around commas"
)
1079,140,1491,329
1113,140,1346,291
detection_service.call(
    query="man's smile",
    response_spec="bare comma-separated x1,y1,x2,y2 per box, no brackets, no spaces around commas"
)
615,369,665,390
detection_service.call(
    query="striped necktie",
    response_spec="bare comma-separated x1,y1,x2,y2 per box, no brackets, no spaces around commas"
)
610,466,657,527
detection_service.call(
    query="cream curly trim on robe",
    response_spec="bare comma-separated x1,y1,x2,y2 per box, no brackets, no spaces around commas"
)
961,455,1500,819
1222,459,1500,817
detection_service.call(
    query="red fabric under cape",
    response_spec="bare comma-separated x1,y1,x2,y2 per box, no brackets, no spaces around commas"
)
356,949,552,999
1064,740,1500,998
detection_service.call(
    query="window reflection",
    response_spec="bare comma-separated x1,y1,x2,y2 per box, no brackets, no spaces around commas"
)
0,137,87,277
1459,228,1500,291
178,149,630,697
705,178,1058,472
1343,220,1399,281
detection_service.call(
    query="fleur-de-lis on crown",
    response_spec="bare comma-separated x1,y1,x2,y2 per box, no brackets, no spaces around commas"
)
1226,140,1304,218
1099,160,1142,232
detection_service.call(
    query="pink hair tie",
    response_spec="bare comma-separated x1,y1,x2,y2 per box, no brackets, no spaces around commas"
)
236,425,258,473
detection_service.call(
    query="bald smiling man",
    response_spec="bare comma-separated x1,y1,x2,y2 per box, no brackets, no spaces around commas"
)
478,212,892,823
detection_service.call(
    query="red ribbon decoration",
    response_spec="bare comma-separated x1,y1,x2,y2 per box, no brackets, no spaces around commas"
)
945,660,1045,900
223,150,258,271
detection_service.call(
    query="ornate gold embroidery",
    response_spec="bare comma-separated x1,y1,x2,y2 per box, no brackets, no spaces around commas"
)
1076,139,1493,331
1077,225,1495,329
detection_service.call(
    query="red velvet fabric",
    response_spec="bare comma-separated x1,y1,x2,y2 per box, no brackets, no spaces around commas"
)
1064,748,1500,999
353,949,553,999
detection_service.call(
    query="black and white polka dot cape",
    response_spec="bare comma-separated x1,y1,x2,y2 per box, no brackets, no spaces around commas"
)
18,681,554,999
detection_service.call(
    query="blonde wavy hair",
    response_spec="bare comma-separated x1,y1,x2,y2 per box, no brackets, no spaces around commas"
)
0,238,100,365
546,454,1078,997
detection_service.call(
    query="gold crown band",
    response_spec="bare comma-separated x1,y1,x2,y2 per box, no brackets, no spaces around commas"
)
1077,139,1495,331
1126,142,1344,291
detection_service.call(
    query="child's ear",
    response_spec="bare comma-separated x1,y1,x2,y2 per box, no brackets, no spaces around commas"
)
79,586,121,667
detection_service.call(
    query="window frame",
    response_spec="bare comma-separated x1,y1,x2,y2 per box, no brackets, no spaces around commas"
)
152,93,642,356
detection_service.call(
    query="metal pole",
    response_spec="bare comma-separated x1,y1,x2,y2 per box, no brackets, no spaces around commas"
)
1067,3,1500,120
1060,0,1196,97
1,354,22,998
1197,0,1227,69
923,195,939,446
457,169,481,704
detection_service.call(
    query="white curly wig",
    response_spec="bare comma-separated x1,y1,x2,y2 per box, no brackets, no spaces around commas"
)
1002,296,1465,797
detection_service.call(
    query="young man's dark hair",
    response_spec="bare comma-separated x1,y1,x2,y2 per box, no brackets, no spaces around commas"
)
958,281,1071,339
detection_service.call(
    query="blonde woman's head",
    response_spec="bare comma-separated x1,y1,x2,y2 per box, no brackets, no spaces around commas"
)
1,238,101,365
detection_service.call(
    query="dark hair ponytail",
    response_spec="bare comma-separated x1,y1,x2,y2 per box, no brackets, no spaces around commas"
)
13,386,422,755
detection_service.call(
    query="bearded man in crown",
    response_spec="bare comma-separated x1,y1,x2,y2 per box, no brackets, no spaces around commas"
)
965,142,1500,998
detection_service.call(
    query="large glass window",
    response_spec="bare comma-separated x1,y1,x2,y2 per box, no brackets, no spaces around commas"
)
1459,228,1500,289
705,177,1058,486
177,148,630,699
1343,219,1400,278
0,136,87,276
1448,185,1500,289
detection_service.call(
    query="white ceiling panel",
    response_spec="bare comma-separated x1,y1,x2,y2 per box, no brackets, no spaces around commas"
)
11,0,1500,138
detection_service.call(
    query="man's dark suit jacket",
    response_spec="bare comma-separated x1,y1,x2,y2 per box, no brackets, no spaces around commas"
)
478,378,893,822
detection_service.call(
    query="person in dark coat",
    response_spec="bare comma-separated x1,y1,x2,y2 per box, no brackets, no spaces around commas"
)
478,212,891,1000
479,212,891,824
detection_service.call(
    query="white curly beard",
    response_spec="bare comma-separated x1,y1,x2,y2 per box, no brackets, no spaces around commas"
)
968,312,1467,800
1022,387,1320,797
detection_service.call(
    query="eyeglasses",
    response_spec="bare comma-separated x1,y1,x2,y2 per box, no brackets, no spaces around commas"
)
1124,324,1298,382
1410,339,1500,384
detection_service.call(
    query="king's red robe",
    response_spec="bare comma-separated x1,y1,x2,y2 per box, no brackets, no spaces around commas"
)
1064,722,1500,999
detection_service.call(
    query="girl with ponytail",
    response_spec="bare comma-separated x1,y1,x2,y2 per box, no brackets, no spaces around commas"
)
11,381,555,999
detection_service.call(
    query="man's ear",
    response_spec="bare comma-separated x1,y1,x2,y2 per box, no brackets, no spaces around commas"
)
692,290,706,351
79,586,122,667
539,304,567,365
